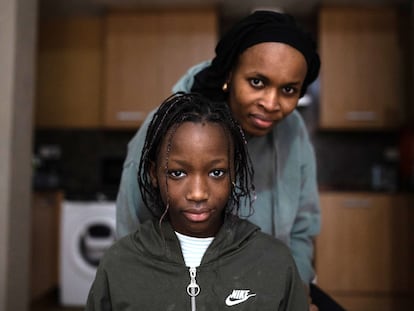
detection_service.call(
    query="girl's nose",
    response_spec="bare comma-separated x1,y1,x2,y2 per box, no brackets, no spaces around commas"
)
186,177,208,202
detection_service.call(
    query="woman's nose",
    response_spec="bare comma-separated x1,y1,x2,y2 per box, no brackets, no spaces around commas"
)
261,89,280,111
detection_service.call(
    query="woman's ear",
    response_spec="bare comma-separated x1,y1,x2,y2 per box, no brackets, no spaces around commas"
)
226,72,233,85
222,72,233,92
149,161,158,188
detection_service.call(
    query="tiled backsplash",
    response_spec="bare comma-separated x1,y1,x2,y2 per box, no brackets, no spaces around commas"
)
34,92,402,199
34,129,136,200
298,87,400,191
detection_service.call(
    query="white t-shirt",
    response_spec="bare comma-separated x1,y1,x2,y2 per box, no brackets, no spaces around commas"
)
175,231,214,267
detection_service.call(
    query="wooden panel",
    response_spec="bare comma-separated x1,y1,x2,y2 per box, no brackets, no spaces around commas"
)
315,192,411,293
103,8,218,129
103,12,160,128
30,191,63,300
328,293,413,311
35,17,103,128
319,8,404,130
157,10,218,99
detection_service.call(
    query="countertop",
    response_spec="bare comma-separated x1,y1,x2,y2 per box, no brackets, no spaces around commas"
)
31,289,83,311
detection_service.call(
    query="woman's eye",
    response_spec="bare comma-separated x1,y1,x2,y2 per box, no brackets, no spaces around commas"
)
168,170,186,178
249,78,264,88
209,169,225,178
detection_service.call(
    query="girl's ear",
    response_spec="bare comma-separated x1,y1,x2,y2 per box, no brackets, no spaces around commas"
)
149,161,158,188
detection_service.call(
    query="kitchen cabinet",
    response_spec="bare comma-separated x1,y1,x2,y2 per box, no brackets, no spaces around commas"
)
318,7,405,130
103,8,218,128
35,17,103,128
30,191,63,301
315,192,414,311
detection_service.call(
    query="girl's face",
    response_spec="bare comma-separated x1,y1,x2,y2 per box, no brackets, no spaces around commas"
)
228,42,308,137
150,122,232,238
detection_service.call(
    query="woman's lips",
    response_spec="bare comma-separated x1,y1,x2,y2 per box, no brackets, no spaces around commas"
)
250,114,274,129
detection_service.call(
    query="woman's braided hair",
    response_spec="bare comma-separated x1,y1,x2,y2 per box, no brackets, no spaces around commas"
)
138,92,255,220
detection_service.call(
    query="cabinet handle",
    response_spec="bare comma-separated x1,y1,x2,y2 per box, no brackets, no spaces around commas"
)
345,111,377,121
341,198,371,208
116,111,146,121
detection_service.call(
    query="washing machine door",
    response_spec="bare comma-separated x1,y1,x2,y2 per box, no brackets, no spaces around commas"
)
81,222,115,265
60,201,116,306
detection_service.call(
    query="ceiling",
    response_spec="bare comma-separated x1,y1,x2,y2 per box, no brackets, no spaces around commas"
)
39,0,411,19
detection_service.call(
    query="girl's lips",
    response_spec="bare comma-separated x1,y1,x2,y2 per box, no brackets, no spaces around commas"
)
250,114,274,129
183,211,211,222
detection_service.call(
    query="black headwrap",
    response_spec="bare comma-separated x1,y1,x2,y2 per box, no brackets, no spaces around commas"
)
191,10,321,101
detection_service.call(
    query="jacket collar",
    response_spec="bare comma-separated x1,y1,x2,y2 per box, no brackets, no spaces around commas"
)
133,217,260,265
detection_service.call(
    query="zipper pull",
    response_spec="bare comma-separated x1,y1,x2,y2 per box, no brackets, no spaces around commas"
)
187,267,200,311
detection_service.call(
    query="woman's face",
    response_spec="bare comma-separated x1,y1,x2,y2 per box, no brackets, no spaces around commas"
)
228,42,307,137
151,122,231,238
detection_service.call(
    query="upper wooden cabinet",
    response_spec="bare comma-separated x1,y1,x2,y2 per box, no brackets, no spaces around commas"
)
35,17,103,128
318,7,405,130
315,192,414,311
103,8,218,128
35,9,217,129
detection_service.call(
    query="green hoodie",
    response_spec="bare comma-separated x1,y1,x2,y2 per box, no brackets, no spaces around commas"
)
86,218,307,310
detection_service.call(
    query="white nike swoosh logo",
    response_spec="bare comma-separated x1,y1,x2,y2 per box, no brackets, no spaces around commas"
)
225,293,256,306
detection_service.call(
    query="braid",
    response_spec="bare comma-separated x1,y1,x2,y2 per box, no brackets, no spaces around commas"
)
138,92,255,219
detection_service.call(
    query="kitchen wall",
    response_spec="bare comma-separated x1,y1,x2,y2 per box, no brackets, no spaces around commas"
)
33,7,412,199
1,0,37,310
2,2,409,310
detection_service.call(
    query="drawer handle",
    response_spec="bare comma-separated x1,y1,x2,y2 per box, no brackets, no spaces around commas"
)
345,111,377,121
116,111,146,121
341,199,371,208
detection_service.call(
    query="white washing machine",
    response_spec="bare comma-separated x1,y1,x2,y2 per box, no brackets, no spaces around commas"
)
60,201,116,306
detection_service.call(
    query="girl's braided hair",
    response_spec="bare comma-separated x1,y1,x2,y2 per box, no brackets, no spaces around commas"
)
138,92,255,220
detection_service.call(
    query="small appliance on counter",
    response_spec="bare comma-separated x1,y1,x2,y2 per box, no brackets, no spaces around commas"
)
399,126,414,191
370,147,399,192
32,144,62,190
59,200,116,306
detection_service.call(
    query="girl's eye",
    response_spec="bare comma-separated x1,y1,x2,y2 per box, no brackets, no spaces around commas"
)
168,170,186,179
249,78,264,88
209,169,226,178
283,86,298,95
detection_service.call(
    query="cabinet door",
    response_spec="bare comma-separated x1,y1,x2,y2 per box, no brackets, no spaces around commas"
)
30,191,63,300
103,9,218,128
319,8,404,130
315,192,413,311
35,17,103,128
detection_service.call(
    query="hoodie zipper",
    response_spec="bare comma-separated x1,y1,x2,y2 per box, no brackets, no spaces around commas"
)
186,267,200,311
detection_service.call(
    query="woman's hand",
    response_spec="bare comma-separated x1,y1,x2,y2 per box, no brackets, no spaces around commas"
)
309,302,319,311
304,284,319,311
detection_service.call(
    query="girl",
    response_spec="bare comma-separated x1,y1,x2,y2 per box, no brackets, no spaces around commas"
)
87,93,307,310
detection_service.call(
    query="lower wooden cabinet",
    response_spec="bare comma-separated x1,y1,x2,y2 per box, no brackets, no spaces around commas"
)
315,192,414,311
30,191,63,301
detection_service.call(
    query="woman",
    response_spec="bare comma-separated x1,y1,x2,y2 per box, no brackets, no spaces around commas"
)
116,10,343,310
87,93,307,310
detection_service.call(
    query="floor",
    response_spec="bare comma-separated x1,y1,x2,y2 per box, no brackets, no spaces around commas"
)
31,288,83,311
